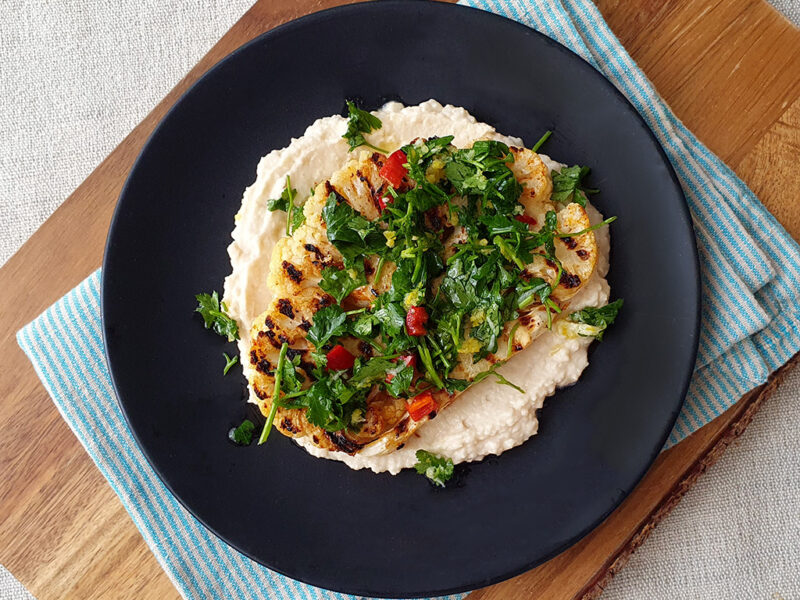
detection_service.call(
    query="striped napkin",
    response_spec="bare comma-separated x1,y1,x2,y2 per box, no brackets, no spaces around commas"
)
17,1,800,599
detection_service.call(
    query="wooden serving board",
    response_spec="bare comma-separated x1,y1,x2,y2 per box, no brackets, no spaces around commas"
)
0,1,798,598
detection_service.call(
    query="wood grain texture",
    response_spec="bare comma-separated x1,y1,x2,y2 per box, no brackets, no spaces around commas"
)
0,0,797,598
735,97,800,241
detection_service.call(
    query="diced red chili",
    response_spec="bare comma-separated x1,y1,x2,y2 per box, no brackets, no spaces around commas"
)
379,150,408,189
405,306,429,336
385,372,395,383
378,196,392,212
399,353,417,369
407,390,438,421
515,214,537,227
326,345,355,370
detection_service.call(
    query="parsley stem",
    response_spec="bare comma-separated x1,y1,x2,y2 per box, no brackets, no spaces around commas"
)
556,216,617,238
412,250,423,284
222,352,239,375
426,336,452,371
374,255,386,283
258,342,288,445
506,322,520,359
471,360,526,394
493,235,525,269
364,142,389,154
417,339,445,390
531,130,552,153
284,175,295,236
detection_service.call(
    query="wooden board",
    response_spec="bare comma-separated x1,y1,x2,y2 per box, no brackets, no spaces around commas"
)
0,0,797,598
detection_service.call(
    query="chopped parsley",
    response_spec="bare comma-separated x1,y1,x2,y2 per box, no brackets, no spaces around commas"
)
195,291,239,341
229,419,255,445
222,352,239,375
319,264,367,304
217,130,618,448
414,450,454,487
568,299,624,340
342,101,387,153
322,192,386,266
551,165,598,207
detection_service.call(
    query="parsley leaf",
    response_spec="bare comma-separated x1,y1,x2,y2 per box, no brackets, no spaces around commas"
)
385,362,414,397
307,305,349,350
266,175,295,212
303,376,364,431
551,165,596,207
322,193,386,267
349,357,395,390
443,378,471,394
229,419,255,445
568,299,624,340
289,205,306,234
374,302,407,337
266,175,305,235
350,312,377,337
319,263,367,304
414,450,454,487
266,195,289,212
342,101,387,153
446,141,522,214
222,352,239,375
280,352,305,394
195,291,239,341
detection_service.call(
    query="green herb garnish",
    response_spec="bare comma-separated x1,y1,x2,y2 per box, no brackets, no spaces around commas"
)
322,192,386,267
223,352,239,375
319,264,367,304
531,130,552,153
307,305,349,351
551,165,598,207
267,175,305,235
195,291,239,341
342,101,387,153
555,216,617,238
568,299,624,340
258,342,288,444
229,419,255,445
414,450,454,487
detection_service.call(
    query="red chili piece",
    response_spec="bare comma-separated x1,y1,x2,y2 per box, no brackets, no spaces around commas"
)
399,353,417,369
326,344,355,370
378,196,392,212
407,390,438,421
379,150,408,189
405,306,428,336
515,214,538,227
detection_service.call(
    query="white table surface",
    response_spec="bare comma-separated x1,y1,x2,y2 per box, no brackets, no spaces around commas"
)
1,2,798,599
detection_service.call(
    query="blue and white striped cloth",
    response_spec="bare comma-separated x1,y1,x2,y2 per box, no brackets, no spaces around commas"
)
17,1,800,599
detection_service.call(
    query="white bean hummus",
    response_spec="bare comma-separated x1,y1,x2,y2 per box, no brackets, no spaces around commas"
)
224,100,610,475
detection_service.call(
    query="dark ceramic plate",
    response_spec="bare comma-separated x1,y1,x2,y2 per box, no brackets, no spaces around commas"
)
102,2,699,597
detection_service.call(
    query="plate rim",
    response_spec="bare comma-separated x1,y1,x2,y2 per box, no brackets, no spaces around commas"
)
102,1,701,596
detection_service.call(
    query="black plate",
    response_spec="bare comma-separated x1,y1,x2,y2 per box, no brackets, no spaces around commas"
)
103,2,699,597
